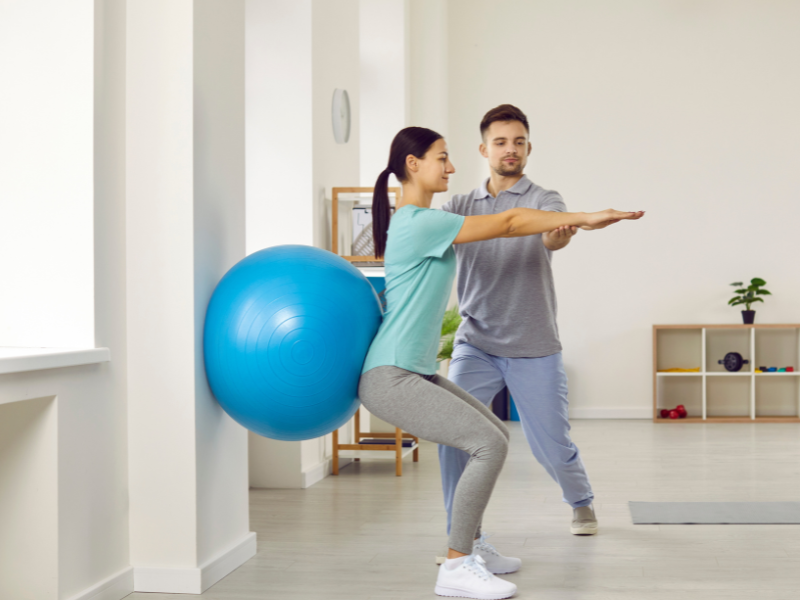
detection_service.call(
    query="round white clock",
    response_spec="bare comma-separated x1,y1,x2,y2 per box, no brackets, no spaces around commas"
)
331,88,351,144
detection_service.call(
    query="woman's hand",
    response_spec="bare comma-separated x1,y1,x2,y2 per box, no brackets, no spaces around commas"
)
580,209,645,230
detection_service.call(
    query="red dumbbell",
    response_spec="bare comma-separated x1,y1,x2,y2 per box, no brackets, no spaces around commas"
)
661,409,670,419
669,410,680,419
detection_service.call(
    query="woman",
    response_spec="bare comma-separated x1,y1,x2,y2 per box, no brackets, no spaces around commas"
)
358,127,643,599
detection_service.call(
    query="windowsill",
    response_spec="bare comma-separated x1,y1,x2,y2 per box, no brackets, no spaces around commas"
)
0,347,111,375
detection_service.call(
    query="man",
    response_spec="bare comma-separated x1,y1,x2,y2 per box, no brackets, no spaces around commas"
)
437,104,596,566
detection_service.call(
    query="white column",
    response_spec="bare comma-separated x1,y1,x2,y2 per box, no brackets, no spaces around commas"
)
193,0,252,570
359,0,409,186
245,0,314,251
408,0,448,138
127,1,254,593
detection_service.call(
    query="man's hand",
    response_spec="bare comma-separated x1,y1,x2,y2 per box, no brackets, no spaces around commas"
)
543,225,578,251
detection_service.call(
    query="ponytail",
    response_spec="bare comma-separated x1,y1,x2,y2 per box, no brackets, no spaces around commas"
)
371,126,444,260
372,169,392,259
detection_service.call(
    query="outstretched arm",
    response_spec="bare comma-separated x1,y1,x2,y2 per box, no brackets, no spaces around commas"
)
453,208,644,245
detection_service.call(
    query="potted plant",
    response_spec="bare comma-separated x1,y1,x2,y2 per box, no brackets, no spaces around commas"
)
728,278,771,324
438,305,461,363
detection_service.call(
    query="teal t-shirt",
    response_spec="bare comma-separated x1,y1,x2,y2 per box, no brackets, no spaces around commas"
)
362,205,466,376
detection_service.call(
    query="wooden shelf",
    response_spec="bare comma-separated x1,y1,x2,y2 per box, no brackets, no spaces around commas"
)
331,186,400,265
338,443,419,461
654,324,800,330
653,324,800,422
331,409,419,477
659,416,800,423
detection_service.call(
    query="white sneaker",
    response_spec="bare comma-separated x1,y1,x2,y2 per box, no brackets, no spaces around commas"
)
435,554,517,599
570,505,598,535
473,533,521,574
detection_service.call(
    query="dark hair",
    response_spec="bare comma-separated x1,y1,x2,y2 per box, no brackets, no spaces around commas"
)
372,126,443,258
479,104,529,140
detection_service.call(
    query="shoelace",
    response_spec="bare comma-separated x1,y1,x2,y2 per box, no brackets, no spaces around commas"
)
463,554,492,581
473,532,499,557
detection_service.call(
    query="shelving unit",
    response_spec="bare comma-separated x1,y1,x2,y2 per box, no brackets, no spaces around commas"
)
653,324,800,423
331,409,419,476
331,186,400,265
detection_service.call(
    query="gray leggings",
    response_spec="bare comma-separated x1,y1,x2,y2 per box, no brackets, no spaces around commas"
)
358,366,510,554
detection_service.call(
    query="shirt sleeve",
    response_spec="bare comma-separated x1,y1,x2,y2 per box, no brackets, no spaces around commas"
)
409,209,466,259
442,194,468,215
539,191,567,213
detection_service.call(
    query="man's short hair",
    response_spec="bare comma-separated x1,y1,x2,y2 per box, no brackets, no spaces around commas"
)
480,104,530,140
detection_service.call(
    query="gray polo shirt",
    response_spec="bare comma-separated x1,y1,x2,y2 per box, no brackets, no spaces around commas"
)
442,175,566,358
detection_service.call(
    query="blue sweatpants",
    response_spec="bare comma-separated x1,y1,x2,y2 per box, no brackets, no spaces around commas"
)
438,342,594,535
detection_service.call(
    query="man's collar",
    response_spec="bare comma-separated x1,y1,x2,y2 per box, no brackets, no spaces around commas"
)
477,179,492,199
476,174,533,199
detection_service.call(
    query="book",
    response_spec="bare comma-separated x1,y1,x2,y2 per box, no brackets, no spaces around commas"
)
357,438,414,448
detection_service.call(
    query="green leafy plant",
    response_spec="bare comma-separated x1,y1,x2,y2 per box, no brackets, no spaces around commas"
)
437,305,462,362
729,278,771,311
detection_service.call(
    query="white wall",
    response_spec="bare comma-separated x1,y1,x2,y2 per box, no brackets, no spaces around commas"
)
0,0,95,348
408,0,448,137
359,0,409,187
306,0,362,471
312,0,361,250
246,0,361,488
1,3,133,599
440,0,800,415
1,1,252,598
245,0,314,251
0,396,57,600
193,0,250,567
0,362,134,600
126,0,199,569
126,0,253,591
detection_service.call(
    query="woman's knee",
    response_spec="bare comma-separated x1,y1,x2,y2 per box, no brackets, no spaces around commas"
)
473,428,508,463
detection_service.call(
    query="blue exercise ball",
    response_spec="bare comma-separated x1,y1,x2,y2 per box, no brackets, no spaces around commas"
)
204,245,383,441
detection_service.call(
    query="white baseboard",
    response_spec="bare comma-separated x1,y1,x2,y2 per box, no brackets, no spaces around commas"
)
200,531,257,592
65,567,133,600
302,456,351,488
569,407,652,419
134,531,257,594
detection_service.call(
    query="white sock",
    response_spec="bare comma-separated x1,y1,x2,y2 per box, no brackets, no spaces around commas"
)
444,556,467,570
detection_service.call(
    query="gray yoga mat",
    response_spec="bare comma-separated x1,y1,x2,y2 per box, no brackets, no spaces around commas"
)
629,502,800,524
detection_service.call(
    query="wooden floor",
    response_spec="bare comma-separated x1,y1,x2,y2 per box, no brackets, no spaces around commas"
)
128,420,800,600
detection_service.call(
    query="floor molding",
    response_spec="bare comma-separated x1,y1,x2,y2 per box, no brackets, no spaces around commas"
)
134,532,257,594
569,407,651,419
65,567,133,600
201,531,257,592
302,457,351,488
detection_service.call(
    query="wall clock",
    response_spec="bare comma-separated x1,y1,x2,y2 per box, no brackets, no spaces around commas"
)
331,88,351,144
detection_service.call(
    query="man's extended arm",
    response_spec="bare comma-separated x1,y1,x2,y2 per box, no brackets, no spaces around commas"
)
542,225,578,251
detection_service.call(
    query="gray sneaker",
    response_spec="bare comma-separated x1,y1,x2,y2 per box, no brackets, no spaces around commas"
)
571,505,598,535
